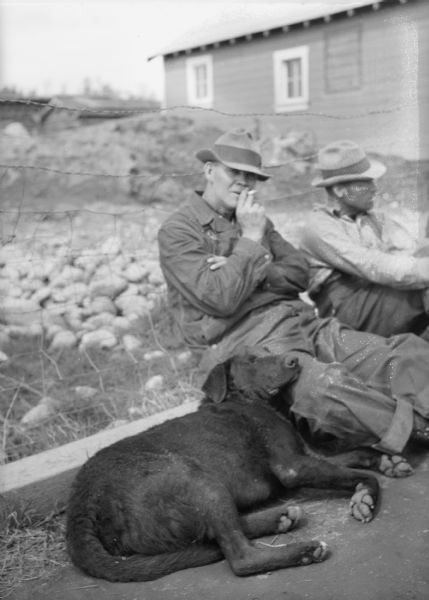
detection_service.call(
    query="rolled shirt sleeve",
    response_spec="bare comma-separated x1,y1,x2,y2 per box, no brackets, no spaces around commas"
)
301,208,429,290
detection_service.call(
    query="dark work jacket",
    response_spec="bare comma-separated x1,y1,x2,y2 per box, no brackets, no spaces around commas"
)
157,194,310,349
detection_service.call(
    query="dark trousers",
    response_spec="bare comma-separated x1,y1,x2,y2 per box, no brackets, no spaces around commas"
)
198,301,429,454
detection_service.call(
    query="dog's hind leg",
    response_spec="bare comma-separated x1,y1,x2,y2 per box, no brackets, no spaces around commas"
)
240,504,303,538
197,484,328,576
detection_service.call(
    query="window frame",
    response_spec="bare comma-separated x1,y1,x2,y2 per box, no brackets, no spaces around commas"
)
273,45,309,112
186,54,214,107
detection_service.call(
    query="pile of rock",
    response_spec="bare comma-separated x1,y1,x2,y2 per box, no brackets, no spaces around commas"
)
0,234,167,355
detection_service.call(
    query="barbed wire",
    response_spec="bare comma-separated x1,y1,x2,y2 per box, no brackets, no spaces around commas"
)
0,150,324,177
0,96,419,120
0,164,202,179
0,191,315,220
0,161,423,182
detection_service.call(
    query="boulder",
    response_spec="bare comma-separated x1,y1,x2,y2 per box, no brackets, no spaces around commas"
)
20,396,61,427
115,294,152,317
143,350,165,361
144,375,164,391
124,263,149,283
111,315,133,336
89,275,128,299
82,312,115,331
74,385,98,400
49,329,78,351
122,334,143,352
0,298,42,326
31,286,52,305
101,236,122,257
80,328,117,351
89,295,117,316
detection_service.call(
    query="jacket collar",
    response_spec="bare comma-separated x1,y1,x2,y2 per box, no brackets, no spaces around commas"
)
188,192,235,230
317,202,367,222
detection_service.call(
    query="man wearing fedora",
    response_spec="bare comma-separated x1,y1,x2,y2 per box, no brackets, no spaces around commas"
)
158,129,429,454
300,140,429,339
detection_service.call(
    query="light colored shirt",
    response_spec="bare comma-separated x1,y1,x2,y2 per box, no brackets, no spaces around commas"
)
300,204,429,293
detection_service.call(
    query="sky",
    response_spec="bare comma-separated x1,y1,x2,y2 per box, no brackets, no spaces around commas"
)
0,0,368,100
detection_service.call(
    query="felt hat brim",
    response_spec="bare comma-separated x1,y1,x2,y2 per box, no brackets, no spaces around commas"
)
196,148,271,181
312,158,386,187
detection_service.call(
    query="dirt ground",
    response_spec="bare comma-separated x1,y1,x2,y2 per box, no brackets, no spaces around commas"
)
7,446,429,600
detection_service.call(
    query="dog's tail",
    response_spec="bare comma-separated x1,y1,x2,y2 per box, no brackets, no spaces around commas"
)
66,517,223,582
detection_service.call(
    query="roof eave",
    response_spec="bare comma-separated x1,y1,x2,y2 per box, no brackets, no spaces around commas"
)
147,0,410,61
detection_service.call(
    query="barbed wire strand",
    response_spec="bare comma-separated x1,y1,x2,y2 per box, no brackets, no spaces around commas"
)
0,96,419,119
1,162,424,181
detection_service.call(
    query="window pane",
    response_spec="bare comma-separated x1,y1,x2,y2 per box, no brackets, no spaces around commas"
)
195,64,207,98
283,58,302,98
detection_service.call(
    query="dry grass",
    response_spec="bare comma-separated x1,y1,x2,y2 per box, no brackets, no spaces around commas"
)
0,302,202,464
1,507,68,598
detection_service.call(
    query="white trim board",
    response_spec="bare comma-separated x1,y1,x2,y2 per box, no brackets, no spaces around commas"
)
0,401,200,524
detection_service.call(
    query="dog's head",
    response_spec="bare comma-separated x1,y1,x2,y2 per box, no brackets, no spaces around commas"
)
201,346,301,404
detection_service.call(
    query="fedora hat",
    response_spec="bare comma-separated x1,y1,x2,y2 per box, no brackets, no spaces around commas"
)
196,129,271,181
312,140,386,187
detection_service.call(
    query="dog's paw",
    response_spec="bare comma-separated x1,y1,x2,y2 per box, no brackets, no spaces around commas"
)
300,541,329,565
349,483,375,523
277,505,303,533
378,454,413,478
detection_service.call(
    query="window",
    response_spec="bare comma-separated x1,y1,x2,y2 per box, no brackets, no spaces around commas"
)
186,54,213,107
273,46,309,112
325,25,361,93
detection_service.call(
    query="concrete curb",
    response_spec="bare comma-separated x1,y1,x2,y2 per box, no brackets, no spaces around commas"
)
0,400,199,524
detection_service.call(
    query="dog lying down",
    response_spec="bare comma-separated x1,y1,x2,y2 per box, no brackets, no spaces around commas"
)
66,347,412,583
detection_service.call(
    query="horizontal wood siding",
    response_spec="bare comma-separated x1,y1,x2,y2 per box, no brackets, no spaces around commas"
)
418,3,429,163
164,1,427,161
165,56,188,106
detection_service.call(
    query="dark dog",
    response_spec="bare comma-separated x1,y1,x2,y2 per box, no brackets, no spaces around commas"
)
67,347,398,582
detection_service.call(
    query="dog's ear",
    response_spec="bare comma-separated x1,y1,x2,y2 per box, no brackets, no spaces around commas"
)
201,361,229,403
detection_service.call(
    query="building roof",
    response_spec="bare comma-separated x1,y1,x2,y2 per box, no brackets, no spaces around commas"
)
149,0,401,59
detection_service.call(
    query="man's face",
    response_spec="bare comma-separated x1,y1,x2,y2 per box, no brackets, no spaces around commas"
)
335,180,377,215
207,162,259,212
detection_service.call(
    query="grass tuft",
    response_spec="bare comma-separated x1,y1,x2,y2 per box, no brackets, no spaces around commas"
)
1,508,68,598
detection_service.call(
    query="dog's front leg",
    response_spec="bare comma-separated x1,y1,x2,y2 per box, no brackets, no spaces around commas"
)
325,448,413,478
270,455,380,523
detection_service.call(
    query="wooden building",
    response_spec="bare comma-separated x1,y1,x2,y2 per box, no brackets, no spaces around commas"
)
152,0,428,162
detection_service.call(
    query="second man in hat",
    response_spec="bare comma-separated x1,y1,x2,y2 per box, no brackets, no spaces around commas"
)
300,139,429,339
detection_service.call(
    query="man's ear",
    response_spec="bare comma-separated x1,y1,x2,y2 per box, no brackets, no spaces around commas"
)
203,161,216,182
201,360,230,403
332,183,346,198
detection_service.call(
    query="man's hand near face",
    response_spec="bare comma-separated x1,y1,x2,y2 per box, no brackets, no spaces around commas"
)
236,189,266,243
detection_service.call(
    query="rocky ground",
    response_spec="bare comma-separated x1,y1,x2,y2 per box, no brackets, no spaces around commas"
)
0,112,427,458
